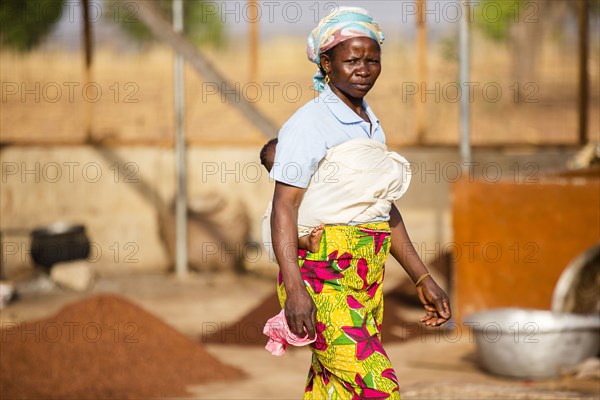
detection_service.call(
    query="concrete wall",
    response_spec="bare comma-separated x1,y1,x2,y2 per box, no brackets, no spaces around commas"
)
1,146,278,275
1,146,173,274
1,145,574,282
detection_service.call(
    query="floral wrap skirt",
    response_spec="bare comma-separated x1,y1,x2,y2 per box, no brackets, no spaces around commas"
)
277,222,400,399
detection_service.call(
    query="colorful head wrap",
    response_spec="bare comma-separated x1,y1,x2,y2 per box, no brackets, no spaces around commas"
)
307,6,385,91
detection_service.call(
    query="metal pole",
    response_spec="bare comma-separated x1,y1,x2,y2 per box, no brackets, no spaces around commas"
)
249,0,259,82
578,0,589,145
416,0,427,143
173,0,187,278
459,1,472,165
81,0,93,140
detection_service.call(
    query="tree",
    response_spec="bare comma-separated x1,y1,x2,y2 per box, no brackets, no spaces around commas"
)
0,0,65,51
473,0,524,42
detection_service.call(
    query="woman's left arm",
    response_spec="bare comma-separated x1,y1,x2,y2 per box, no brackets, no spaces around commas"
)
389,203,452,326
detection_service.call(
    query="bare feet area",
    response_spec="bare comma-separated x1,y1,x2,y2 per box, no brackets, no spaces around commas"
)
307,224,325,253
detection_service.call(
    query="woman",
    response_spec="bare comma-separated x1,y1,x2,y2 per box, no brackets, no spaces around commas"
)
269,7,451,398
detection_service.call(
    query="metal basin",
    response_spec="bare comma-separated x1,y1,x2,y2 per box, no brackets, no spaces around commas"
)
552,244,600,314
464,308,600,379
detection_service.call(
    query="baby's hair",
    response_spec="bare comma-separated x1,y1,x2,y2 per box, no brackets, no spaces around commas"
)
260,138,278,172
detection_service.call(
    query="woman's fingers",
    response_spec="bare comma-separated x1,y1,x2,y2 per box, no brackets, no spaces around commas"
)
420,300,451,326
287,311,315,337
423,304,436,312
421,315,442,326
433,297,451,319
285,310,304,336
306,307,317,340
304,317,316,340
285,289,318,337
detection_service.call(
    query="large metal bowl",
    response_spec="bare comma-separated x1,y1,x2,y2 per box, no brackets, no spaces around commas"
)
552,244,600,314
464,308,600,379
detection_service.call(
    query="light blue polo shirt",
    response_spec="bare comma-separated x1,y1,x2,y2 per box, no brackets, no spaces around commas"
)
270,86,386,188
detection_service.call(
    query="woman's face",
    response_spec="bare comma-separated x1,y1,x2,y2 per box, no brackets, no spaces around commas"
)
321,37,381,101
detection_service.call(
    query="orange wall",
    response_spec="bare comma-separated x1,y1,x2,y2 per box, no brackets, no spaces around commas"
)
452,176,600,322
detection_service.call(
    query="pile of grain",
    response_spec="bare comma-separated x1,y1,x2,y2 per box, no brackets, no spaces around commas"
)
1,294,243,399
201,291,280,346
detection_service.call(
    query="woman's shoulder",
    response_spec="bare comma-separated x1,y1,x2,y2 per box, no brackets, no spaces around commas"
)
278,100,328,140
284,95,333,127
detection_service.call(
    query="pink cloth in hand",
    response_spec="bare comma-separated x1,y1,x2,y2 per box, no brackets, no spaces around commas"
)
263,310,316,356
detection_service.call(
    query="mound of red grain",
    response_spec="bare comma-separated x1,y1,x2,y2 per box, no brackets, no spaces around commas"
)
201,288,437,346
1,294,244,399
201,291,280,346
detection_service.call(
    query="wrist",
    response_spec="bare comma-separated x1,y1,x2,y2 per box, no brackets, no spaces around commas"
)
283,276,306,296
414,272,431,286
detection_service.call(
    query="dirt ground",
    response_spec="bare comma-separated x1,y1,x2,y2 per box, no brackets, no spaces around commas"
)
2,271,598,399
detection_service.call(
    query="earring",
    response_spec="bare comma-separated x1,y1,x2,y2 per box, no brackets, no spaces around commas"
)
324,74,330,84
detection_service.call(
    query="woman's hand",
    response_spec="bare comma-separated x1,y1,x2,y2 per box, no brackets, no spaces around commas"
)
416,277,451,327
285,285,317,339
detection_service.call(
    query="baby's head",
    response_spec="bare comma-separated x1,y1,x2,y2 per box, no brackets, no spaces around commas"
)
260,138,278,172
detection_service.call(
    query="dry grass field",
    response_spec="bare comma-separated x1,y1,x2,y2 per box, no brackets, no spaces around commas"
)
1,34,598,148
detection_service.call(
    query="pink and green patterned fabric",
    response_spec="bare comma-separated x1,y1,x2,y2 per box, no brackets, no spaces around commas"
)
277,222,400,399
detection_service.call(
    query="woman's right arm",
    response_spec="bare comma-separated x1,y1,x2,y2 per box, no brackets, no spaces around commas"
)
271,181,317,339
389,203,451,326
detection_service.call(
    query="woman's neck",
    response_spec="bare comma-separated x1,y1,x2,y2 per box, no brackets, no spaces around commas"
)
329,85,365,117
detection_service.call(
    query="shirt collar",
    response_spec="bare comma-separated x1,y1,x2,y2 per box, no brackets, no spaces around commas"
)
362,102,380,127
320,86,380,126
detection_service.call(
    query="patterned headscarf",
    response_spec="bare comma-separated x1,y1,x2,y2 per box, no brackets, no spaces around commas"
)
307,6,385,91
